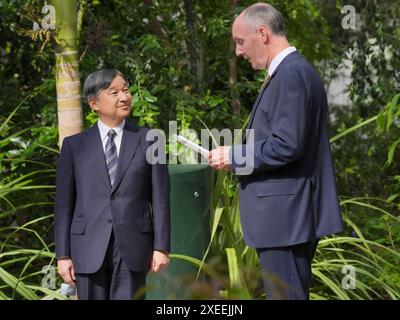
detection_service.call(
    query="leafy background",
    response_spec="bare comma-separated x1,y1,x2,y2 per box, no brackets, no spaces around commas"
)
0,0,399,299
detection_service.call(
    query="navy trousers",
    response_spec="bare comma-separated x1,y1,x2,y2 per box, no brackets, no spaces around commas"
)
75,231,147,300
257,239,319,300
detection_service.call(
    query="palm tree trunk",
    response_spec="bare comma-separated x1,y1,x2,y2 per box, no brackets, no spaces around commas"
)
52,0,83,147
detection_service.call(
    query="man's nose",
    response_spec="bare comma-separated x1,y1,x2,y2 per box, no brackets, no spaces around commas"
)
235,46,243,57
119,91,130,101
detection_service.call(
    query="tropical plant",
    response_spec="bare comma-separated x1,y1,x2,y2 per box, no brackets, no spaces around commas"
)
0,100,60,300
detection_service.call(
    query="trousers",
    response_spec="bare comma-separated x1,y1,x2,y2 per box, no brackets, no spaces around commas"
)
75,231,147,300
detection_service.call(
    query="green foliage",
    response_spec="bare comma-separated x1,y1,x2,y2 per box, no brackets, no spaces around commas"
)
345,0,400,118
129,62,160,127
73,0,336,133
1,0,400,300
376,94,400,167
0,102,60,300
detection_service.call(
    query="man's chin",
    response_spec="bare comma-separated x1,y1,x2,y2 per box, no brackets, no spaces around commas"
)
247,60,260,70
250,62,262,70
117,109,131,119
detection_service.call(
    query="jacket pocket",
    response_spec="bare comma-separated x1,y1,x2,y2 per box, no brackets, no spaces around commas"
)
257,180,298,197
69,222,86,235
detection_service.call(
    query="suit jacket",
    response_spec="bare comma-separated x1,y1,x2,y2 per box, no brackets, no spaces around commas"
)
231,51,343,248
54,120,170,273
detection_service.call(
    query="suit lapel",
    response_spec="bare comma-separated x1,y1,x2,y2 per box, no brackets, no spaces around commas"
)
246,51,302,133
111,121,141,194
85,125,111,190
246,79,272,131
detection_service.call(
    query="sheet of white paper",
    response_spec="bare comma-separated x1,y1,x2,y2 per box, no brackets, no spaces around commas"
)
60,283,77,296
177,135,209,158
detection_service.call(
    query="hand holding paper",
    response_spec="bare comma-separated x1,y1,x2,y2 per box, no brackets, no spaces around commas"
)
208,146,232,171
176,135,231,171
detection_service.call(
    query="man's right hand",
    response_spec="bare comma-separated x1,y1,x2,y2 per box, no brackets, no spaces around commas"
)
57,258,76,285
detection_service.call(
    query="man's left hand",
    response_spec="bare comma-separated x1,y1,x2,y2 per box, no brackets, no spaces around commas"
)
208,146,232,171
151,250,169,272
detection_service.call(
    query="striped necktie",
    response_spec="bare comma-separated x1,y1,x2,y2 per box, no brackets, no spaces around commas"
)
105,129,118,186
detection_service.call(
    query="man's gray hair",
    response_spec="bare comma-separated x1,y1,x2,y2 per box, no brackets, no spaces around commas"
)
83,68,128,101
243,3,285,36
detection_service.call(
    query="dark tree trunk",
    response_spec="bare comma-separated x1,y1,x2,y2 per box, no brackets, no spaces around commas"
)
183,0,199,80
143,0,170,45
229,0,241,119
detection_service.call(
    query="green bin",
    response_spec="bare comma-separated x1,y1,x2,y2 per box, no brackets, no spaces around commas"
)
146,164,213,299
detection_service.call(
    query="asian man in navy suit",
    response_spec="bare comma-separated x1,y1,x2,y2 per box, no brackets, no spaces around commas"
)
208,3,343,299
55,69,170,300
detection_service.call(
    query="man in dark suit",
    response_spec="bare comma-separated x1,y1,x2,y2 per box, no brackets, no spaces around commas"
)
55,68,170,300
208,3,343,299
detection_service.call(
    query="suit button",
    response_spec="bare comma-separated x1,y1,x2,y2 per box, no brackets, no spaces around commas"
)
107,218,112,224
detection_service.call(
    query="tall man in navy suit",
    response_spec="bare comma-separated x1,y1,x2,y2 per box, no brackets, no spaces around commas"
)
209,3,343,299
55,69,170,300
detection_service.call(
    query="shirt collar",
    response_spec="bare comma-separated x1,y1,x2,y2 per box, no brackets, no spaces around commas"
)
268,46,297,76
97,118,125,141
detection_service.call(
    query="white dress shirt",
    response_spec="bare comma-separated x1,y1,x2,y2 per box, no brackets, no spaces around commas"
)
97,119,125,156
268,46,297,76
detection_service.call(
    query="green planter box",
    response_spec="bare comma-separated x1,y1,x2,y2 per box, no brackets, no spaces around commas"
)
146,164,213,299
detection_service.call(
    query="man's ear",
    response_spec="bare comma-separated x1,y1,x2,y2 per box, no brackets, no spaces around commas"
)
87,97,99,111
258,26,270,44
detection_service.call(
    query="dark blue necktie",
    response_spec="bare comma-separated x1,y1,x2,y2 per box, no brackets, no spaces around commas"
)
105,129,118,186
